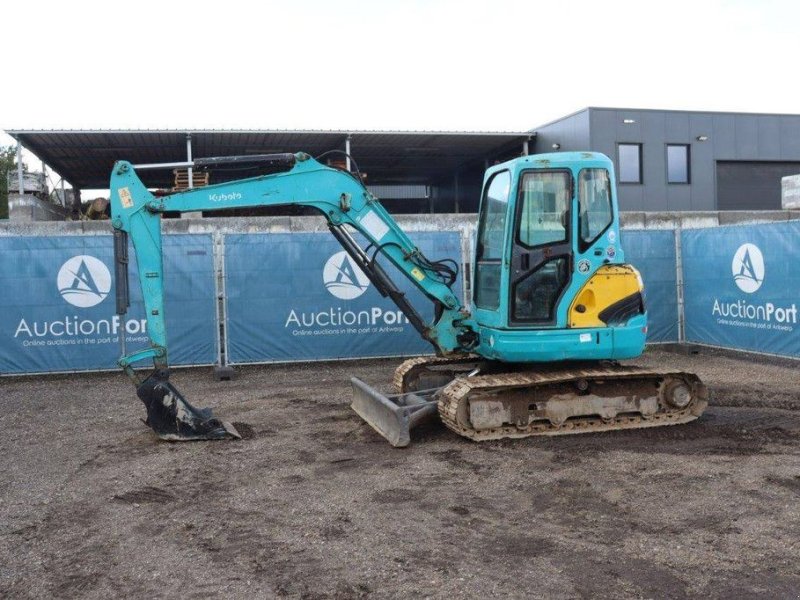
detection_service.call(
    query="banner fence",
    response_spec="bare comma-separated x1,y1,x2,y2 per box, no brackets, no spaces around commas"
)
1,221,797,375
681,221,799,358
622,229,680,343
222,230,463,364
0,234,218,374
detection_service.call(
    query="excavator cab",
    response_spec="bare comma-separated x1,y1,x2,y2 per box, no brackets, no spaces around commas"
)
354,153,704,446
470,152,647,363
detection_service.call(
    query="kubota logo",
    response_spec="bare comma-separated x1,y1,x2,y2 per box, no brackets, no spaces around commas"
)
732,243,764,294
323,251,370,300
57,255,111,308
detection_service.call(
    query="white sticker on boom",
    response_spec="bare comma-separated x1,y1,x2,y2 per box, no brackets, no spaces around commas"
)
119,187,133,209
579,333,592,343
359,210,390,241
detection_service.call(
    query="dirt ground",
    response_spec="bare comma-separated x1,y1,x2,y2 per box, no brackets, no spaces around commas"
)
1,347,799,599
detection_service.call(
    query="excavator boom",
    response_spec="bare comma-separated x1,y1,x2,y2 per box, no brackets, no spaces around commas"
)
110,152,474,440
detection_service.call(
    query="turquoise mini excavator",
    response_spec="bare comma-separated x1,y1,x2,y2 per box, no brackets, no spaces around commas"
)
109,151,707,445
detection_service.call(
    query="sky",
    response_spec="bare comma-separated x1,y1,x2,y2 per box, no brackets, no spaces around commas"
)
2,0,799,190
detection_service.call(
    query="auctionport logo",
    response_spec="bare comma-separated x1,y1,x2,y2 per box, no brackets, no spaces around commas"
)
711,242,797,329
57,255,111,308
323,251,370,300
732,243,764,294
284,250,408,331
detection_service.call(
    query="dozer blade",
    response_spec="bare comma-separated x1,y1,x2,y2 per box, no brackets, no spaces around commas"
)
350,377,439,447
136,370,241,441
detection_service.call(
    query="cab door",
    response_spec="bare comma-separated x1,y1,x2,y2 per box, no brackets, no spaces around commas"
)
508,170,573,326
473,170,512,321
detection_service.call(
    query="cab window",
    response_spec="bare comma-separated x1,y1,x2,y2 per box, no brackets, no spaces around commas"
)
475,170,511,310
516,171,571,248
578,169,613,250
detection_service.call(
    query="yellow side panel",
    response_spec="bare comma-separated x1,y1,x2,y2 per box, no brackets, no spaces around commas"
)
569,265,643,328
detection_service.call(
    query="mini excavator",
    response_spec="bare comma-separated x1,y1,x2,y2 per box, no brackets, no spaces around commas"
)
109,151,707,445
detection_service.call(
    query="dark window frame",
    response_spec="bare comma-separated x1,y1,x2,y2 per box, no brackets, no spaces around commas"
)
617,143,643,184
507,168,574,327
666,143,691,185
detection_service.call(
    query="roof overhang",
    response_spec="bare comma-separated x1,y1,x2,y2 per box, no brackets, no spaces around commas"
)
6,129,533,189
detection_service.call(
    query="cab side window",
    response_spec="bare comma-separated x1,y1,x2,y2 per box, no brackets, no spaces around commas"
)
578,169,613,250
475,171,511,310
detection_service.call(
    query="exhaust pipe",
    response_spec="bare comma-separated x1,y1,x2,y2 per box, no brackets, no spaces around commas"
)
137,370,240,441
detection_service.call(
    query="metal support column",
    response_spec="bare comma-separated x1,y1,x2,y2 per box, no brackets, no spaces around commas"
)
183,133,201,218
522,137,530,156
186,133,193,189
41,160,49,205
345,135,352,171
16,140,23,196
60,180,66,207
453,171,460,214
73,189,82,219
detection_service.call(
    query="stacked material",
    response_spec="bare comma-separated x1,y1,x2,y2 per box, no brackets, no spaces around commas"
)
782,174,800,209
172,169,210,191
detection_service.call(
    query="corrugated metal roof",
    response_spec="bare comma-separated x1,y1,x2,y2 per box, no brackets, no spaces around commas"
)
5,129,531,189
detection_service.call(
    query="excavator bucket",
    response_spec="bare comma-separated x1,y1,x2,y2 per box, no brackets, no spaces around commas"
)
136,370,241,441
350,377,439,447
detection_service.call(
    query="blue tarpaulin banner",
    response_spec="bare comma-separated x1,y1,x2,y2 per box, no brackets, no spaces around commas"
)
224,231,463,363
0,234,217,374
622,229,679,343
3,223,796,374
682,221,800,358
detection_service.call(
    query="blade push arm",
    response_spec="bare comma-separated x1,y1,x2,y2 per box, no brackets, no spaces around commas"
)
110,152,474,376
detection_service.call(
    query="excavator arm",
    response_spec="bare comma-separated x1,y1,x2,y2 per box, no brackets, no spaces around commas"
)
109,152,475,440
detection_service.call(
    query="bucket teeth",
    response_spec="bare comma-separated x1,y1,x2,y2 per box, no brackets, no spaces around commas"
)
136,370,240,441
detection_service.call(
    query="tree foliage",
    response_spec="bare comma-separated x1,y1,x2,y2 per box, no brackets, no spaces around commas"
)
0,145,20,219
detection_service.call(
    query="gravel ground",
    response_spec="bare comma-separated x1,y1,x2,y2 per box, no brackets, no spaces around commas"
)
1,347,799,599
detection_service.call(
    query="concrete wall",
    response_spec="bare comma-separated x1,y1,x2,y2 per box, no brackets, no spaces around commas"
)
2,211,798,238
8,194,70,222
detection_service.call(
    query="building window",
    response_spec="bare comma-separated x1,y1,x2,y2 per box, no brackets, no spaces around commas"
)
618,144,642,184
667,144,690,184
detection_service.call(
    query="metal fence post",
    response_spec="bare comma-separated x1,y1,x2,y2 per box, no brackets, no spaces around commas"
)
212,231,235,380
674,226,686,343
459,225,468,307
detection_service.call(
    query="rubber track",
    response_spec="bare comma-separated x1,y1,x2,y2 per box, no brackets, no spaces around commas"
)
437,366,707,441
392,355,483,393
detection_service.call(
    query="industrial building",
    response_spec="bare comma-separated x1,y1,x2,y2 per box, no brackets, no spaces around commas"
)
534,107,800,211
5,107,800,220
